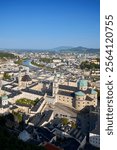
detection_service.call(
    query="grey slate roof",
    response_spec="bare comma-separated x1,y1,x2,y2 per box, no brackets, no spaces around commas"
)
85,95,94,101
57,90,75,97
59,85,78,92
31,98,44,112
29,110,53,126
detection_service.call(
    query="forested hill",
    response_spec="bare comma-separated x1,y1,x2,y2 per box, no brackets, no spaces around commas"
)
58,46,99,53
0,52,16,59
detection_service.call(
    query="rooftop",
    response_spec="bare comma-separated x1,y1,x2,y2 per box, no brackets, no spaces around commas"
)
36,127,55,142
0,95,8,100
53,137,80,150
29,110,53,126
90,115,100,135
31,98,44,112
21,74,32,82
44,143,62,150
58,90,75,97
91,89,97,95
75,91,85,96
59,85,78,92
85,95,94,101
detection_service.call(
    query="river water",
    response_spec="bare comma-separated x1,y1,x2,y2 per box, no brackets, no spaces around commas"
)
22,59,38,69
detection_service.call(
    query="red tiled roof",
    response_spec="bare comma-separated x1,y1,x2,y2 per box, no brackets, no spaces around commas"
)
44,143,62,150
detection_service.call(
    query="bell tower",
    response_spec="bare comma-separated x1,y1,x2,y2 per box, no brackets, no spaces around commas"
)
18,67,22,90
52,75,59,99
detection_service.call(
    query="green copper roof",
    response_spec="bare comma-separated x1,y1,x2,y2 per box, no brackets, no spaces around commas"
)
75,91,85,96
91,89,97,94
0,95,8,100
78,80,88,87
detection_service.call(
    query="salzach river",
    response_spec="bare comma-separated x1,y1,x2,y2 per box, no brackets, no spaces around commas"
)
22,59,38,69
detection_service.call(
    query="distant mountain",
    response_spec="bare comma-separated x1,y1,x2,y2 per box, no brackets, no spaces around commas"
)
58,46,100,53
51,46,74,51
0,46,100,53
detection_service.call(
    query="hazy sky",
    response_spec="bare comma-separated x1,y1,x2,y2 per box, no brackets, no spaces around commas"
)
0,0,100,49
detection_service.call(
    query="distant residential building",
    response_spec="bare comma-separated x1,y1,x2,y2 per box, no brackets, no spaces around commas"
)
91,59,100,65
53,59,61,63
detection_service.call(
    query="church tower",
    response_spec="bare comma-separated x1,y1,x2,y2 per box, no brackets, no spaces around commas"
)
52,75,59,99
18,67,22,90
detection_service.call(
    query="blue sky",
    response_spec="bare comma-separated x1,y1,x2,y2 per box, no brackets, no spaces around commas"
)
0,0,100,49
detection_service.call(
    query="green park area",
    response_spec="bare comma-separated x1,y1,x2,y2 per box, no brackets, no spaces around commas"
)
16,98,39,106
39,57,53,63
31,61,54,71
31,61,45,68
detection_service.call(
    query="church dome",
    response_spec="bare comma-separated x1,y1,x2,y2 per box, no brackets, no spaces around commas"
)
78,79,87,87
77,79,88,90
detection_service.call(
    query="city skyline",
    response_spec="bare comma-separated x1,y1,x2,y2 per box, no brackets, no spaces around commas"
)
0,0,100,49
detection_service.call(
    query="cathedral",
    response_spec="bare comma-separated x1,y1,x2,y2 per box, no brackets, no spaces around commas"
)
52,76,97,111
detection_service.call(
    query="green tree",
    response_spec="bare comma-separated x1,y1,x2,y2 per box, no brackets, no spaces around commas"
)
3,72,11,80
61,118,68,125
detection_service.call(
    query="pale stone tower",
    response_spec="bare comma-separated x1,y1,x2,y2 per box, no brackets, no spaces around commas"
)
74,91,86,111
18,67,22,90
59,73,64,84
52,75,59,101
